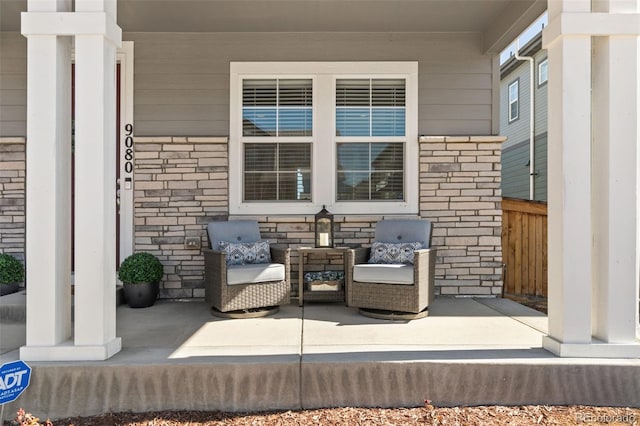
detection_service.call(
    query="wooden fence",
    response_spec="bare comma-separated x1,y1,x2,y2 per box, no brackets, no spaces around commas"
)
501,197,548,298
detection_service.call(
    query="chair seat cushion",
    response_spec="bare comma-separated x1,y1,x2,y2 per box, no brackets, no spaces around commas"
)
227,263,285,285
353,263,414,285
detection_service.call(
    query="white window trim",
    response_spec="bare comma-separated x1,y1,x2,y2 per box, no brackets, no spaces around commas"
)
538,58,548,86
508,79,519,123
229,62,418,216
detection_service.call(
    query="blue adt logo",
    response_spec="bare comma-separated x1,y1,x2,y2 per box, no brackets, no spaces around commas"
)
0,360,31,405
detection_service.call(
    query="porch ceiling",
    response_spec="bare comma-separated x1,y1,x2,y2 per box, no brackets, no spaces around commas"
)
1,0,546,54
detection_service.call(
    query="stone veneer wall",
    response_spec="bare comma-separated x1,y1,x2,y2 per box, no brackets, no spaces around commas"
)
133,137,229,298
0,137,25,261
133,135,504,299
418,136,505,296
0,135,503,297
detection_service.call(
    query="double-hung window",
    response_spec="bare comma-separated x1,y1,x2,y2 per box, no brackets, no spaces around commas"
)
538,58,548,86
336,79,406,201
230,62,418,215
508,79,519,123
242,79,312,201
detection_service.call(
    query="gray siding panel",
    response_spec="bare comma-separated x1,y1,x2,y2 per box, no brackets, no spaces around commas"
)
534,133,547,202
128,32,494,137
501,133,547,202
501,141,530,200
0,33,26,137
2,31,496,138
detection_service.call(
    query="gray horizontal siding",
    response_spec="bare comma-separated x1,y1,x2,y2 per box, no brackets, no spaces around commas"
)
501,133,547,202
0,33,26,137
534,133,547,202
0,31,496,138
501,141,530,200
128,32,494,137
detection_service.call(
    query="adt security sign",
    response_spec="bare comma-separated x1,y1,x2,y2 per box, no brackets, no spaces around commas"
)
0,360,31,405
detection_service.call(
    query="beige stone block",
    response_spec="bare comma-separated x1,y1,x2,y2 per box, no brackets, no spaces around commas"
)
168,181,198,189
419,202,449,211
439,286,459,295
135,143,163,152
447,143,476,151
419,156,455,163
445,236,478,246
198,180,226,189
450,202,495,210
418,136,445,143
444,136,471,142
0,137,26,144
469,136,506,143
182,173,209,181
135,181,164,190
135,137,171,143
461,163,493,172
163,144,194,152
459,286,492,295
0,161,24,170
479,236,501,246
198,157,226,167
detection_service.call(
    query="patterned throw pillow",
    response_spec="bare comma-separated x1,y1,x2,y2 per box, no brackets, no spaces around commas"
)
219,240,272,265
368,241,424,265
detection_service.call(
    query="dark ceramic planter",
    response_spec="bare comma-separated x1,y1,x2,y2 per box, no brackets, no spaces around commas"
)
0,282,20,296
123,281,159,308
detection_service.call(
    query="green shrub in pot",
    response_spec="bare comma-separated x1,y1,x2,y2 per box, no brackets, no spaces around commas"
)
118,252,163,308
0,253,24,296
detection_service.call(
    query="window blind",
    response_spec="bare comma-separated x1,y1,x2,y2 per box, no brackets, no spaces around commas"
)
243,79,312,137
336,142,404,201
336,79,405,137
244,143,312,201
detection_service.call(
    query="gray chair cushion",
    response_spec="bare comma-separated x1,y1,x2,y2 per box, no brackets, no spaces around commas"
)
353,264,414,285
227,263,285,285
207,220,261,250
374,219,432,248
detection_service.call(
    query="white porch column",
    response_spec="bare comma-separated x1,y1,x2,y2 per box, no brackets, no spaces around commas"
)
20,0,122,361
543,0,640,357
21,0,73,358
591,1,640,345
72,0,122,358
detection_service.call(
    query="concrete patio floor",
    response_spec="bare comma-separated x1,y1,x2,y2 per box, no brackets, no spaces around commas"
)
1,294,639,419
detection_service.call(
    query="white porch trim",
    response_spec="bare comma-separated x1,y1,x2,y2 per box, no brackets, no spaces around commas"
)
20,0,122,361
543,0,640,358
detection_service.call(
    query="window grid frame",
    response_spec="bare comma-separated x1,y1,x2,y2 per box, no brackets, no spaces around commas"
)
508,79,519,123
229,62,419,216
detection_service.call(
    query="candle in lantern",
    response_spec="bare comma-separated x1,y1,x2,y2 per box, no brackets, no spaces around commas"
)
319,232,329,247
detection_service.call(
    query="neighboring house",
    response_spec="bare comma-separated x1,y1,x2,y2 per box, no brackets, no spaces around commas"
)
500,32,548,201
0,0,638,362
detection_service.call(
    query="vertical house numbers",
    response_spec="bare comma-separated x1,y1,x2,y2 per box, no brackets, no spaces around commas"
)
122,124,134,190
124,124,134,174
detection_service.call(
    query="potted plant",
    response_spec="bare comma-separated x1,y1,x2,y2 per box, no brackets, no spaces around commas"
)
0,253,24,296
118,252,163,308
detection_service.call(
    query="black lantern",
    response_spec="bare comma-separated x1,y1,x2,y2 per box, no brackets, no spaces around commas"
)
315,205,334,248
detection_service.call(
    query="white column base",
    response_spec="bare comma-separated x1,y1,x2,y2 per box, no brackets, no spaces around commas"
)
20,338,122,362
543,336,640,358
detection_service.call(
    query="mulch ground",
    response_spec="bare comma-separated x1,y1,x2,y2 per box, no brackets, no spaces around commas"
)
25,405,637,426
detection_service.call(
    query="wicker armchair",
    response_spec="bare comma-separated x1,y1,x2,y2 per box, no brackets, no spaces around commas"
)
346,219,436,319
204,220,290,318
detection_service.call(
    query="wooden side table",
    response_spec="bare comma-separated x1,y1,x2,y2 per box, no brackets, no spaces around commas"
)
297,247,349,306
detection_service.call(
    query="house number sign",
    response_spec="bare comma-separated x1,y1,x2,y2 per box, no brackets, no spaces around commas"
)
123,123,134,189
